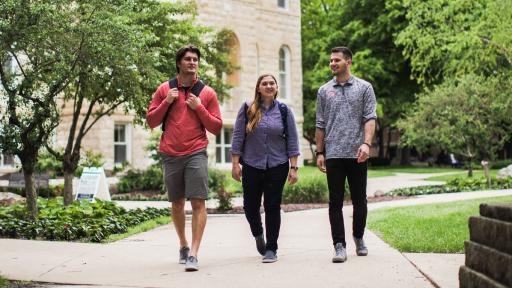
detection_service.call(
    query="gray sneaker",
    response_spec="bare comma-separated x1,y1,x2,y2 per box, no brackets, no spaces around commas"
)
185,256,199,271
179,246,190,264
332,243,347,263
354,237,368,256
255,234,266,256
262,250,277,263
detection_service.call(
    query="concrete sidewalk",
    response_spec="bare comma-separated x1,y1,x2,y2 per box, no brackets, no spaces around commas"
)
0,207,432,288
1,187,510,287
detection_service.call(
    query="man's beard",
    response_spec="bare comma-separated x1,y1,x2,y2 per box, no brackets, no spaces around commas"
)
332,64,347,75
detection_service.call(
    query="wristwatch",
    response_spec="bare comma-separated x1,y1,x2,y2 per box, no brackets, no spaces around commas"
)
290,166,299,171
315,150,325,156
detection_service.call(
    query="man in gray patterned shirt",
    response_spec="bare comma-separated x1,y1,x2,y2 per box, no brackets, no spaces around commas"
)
315,46,377,263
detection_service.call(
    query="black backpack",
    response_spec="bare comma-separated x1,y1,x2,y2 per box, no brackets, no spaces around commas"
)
242,102,289,151
161,77,206,131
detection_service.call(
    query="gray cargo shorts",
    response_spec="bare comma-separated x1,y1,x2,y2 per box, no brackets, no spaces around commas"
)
161,149,209,202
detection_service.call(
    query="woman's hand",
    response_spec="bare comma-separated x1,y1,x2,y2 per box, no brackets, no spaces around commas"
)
231,163,242,182
288,169,298,185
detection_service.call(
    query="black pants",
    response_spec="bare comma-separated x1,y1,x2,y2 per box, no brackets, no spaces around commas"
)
326,158,368,247
242,162,289,252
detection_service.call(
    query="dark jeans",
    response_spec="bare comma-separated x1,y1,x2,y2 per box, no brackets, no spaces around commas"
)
326,158,368,247
242,162,289,252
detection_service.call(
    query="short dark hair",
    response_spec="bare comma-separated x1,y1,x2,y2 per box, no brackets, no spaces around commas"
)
331,46,352,61
175,44,201,73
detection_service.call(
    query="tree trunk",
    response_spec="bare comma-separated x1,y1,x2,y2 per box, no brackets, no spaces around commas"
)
467,157,473,177
23,166,38,220
377,125,385,158
400,147,411,166
63,170,74,205
386,128,392,159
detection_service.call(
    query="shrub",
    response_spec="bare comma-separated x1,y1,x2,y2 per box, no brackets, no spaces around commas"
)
208,168,232,211
387,177,512,196
116,165,164,193
36,151,63,178
115,166,232,210
0,198,169,242
368,157,391,167
284,176,328,203
490,159,512,169
6,184,65,198
75,150,106,177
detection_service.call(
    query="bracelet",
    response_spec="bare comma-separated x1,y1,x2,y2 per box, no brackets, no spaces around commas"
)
315,150,325,156
362,142,371,148
290,166,299,171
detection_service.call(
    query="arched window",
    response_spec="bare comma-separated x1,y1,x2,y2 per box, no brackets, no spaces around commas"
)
278,46,291,100
224,31,240,87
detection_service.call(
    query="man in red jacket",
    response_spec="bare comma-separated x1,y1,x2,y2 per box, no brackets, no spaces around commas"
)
147,44,222,272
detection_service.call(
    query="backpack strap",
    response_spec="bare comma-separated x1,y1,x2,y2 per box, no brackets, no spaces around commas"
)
241,103,249,153
190,80,205,97
278,102,288,150
161,78,205,131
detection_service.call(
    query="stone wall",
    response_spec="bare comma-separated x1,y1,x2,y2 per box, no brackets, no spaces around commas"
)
459,203,512,288
54,0,306,171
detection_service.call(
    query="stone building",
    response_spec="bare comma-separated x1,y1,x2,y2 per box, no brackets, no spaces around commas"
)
55,0,306,172
1,0,306,173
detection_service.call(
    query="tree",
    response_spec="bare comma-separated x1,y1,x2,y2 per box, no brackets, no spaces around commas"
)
0,0,79,219
396,0,512,171
40,0,234,205
396,0,512,84
301,0,419,161
1,0,235,211
397,74,512,176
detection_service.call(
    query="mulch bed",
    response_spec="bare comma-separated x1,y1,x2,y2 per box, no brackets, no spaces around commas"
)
206,195,411,214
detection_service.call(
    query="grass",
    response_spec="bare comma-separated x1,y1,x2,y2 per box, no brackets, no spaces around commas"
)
371,166,462,174
0,275,7,288
103,216,171,243
367,195,512,253
224,165,463,194
426,169,499,182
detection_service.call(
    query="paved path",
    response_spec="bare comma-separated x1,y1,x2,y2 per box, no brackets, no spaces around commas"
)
1,173,510,288
1,208,432,287
366,172,460,197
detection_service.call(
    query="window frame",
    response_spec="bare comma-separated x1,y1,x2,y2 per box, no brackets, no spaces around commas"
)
278,45,292,100
114,123,132,165
215,127,233,165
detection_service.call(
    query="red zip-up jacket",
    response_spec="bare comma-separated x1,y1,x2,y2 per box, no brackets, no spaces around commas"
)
146,78,222,156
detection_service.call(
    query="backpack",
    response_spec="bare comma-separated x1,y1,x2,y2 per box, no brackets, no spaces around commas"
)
242,102,288,152
161,77,206,131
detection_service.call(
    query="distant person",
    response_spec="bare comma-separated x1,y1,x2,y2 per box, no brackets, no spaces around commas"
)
146,44,222,271
230,74,300,263
449,153,461,168
315,47,377,263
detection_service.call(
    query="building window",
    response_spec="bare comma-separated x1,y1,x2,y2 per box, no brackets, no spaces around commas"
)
279,46,291,100
0,152,14,167
114,124,131,165
216,127,233,164
278,0,288,9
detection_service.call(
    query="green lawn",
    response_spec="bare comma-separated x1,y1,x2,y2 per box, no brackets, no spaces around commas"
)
371,166,462,174
367,195,512,253
224,165,462,194
426,169,498,182
103,216,171,243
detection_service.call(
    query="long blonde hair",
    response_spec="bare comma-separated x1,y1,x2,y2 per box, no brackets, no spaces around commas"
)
246,74,279,133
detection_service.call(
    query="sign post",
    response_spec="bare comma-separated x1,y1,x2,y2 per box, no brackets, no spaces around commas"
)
75,167,111,202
